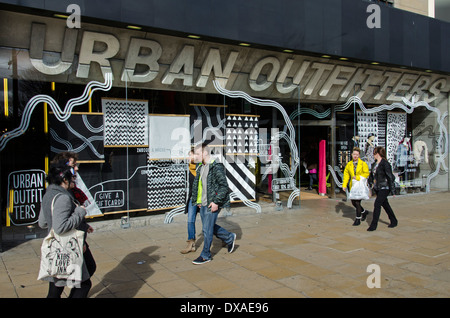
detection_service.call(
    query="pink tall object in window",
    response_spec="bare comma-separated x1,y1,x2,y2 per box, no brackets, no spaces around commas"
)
319,140,326,195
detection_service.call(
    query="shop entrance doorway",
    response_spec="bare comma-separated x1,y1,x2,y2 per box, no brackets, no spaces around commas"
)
299,125,330,193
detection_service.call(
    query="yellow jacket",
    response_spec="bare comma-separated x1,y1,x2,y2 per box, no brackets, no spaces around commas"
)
342,158,370,189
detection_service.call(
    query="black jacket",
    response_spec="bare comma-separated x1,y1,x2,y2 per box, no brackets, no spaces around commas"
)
191,160,231,209
368,158,396,195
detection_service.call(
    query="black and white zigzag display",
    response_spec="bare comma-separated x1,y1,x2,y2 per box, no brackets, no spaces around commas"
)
147,160,187,210
102,98,149,146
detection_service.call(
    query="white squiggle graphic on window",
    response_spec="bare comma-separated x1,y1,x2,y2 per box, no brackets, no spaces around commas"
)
292,96,448,193
341,96,447,192
0,73,113,152
50,114,104,158
213,80,300,209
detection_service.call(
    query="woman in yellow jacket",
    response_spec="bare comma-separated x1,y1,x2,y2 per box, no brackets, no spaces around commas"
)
342,147,370,226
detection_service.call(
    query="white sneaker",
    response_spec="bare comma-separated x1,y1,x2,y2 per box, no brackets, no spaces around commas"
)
227,233,236,253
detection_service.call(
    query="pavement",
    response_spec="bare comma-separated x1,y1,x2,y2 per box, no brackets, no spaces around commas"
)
1,189,449,299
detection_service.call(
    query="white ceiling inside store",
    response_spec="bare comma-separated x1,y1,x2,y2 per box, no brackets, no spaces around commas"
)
435,0,450,22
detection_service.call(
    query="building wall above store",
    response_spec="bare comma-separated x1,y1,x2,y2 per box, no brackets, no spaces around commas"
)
395,0,430,17
0,9,449,105
0,0,449,74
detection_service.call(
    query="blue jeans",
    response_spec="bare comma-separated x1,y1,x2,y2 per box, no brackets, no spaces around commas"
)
199,205,234,260
187,199,198,240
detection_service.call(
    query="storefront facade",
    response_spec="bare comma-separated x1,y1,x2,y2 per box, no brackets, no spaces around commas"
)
0,0,449,229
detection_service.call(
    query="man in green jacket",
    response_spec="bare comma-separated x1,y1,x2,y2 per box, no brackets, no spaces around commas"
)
191,143,236,264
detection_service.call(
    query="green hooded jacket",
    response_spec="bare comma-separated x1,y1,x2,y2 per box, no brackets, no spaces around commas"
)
191,160,231,210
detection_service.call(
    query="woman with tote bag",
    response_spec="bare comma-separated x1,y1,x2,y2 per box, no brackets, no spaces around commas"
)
342,147,370,226
38,161,92,298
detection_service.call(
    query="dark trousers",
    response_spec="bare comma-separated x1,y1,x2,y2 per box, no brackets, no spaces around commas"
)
350,200,364,218
46,244,96,298
371,189,397,229
309,173,318,188
47,279,92,298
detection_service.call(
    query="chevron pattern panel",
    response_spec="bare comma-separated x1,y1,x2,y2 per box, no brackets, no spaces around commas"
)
225,114,259,154
102,98,149,146
147,160,187,211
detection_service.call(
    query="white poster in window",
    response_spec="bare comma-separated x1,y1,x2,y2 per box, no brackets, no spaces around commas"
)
149,115,190,159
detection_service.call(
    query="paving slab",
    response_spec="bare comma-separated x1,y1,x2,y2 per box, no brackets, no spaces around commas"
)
1,190,449,299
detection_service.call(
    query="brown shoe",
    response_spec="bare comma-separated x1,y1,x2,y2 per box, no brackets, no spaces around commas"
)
180,239,196,254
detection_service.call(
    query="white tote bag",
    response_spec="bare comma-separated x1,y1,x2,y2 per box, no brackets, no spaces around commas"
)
38,194,85,283
348,176,370,201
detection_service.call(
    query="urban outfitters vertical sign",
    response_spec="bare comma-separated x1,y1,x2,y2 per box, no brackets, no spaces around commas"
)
7,170,46,226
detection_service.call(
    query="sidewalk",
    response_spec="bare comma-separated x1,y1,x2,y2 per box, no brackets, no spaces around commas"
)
1,190,449,298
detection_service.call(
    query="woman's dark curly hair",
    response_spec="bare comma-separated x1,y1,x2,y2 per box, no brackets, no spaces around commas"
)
46,160,74,185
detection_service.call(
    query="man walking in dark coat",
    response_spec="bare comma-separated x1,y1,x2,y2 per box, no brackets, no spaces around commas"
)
191,143,236,264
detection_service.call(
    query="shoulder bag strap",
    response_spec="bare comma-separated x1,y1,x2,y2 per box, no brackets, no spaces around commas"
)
50,193,62,217
49,193,63,230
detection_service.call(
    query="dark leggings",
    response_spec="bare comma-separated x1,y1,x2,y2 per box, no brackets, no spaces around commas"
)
309,173,318,188
47,279,92,298
371,189,397,229
351,200,364,218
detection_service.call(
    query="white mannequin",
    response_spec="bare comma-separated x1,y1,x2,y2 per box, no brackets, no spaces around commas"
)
413,140,429,164
403,137,410,149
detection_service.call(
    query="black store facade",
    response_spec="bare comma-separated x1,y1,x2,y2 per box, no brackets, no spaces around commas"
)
0,0,449,234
